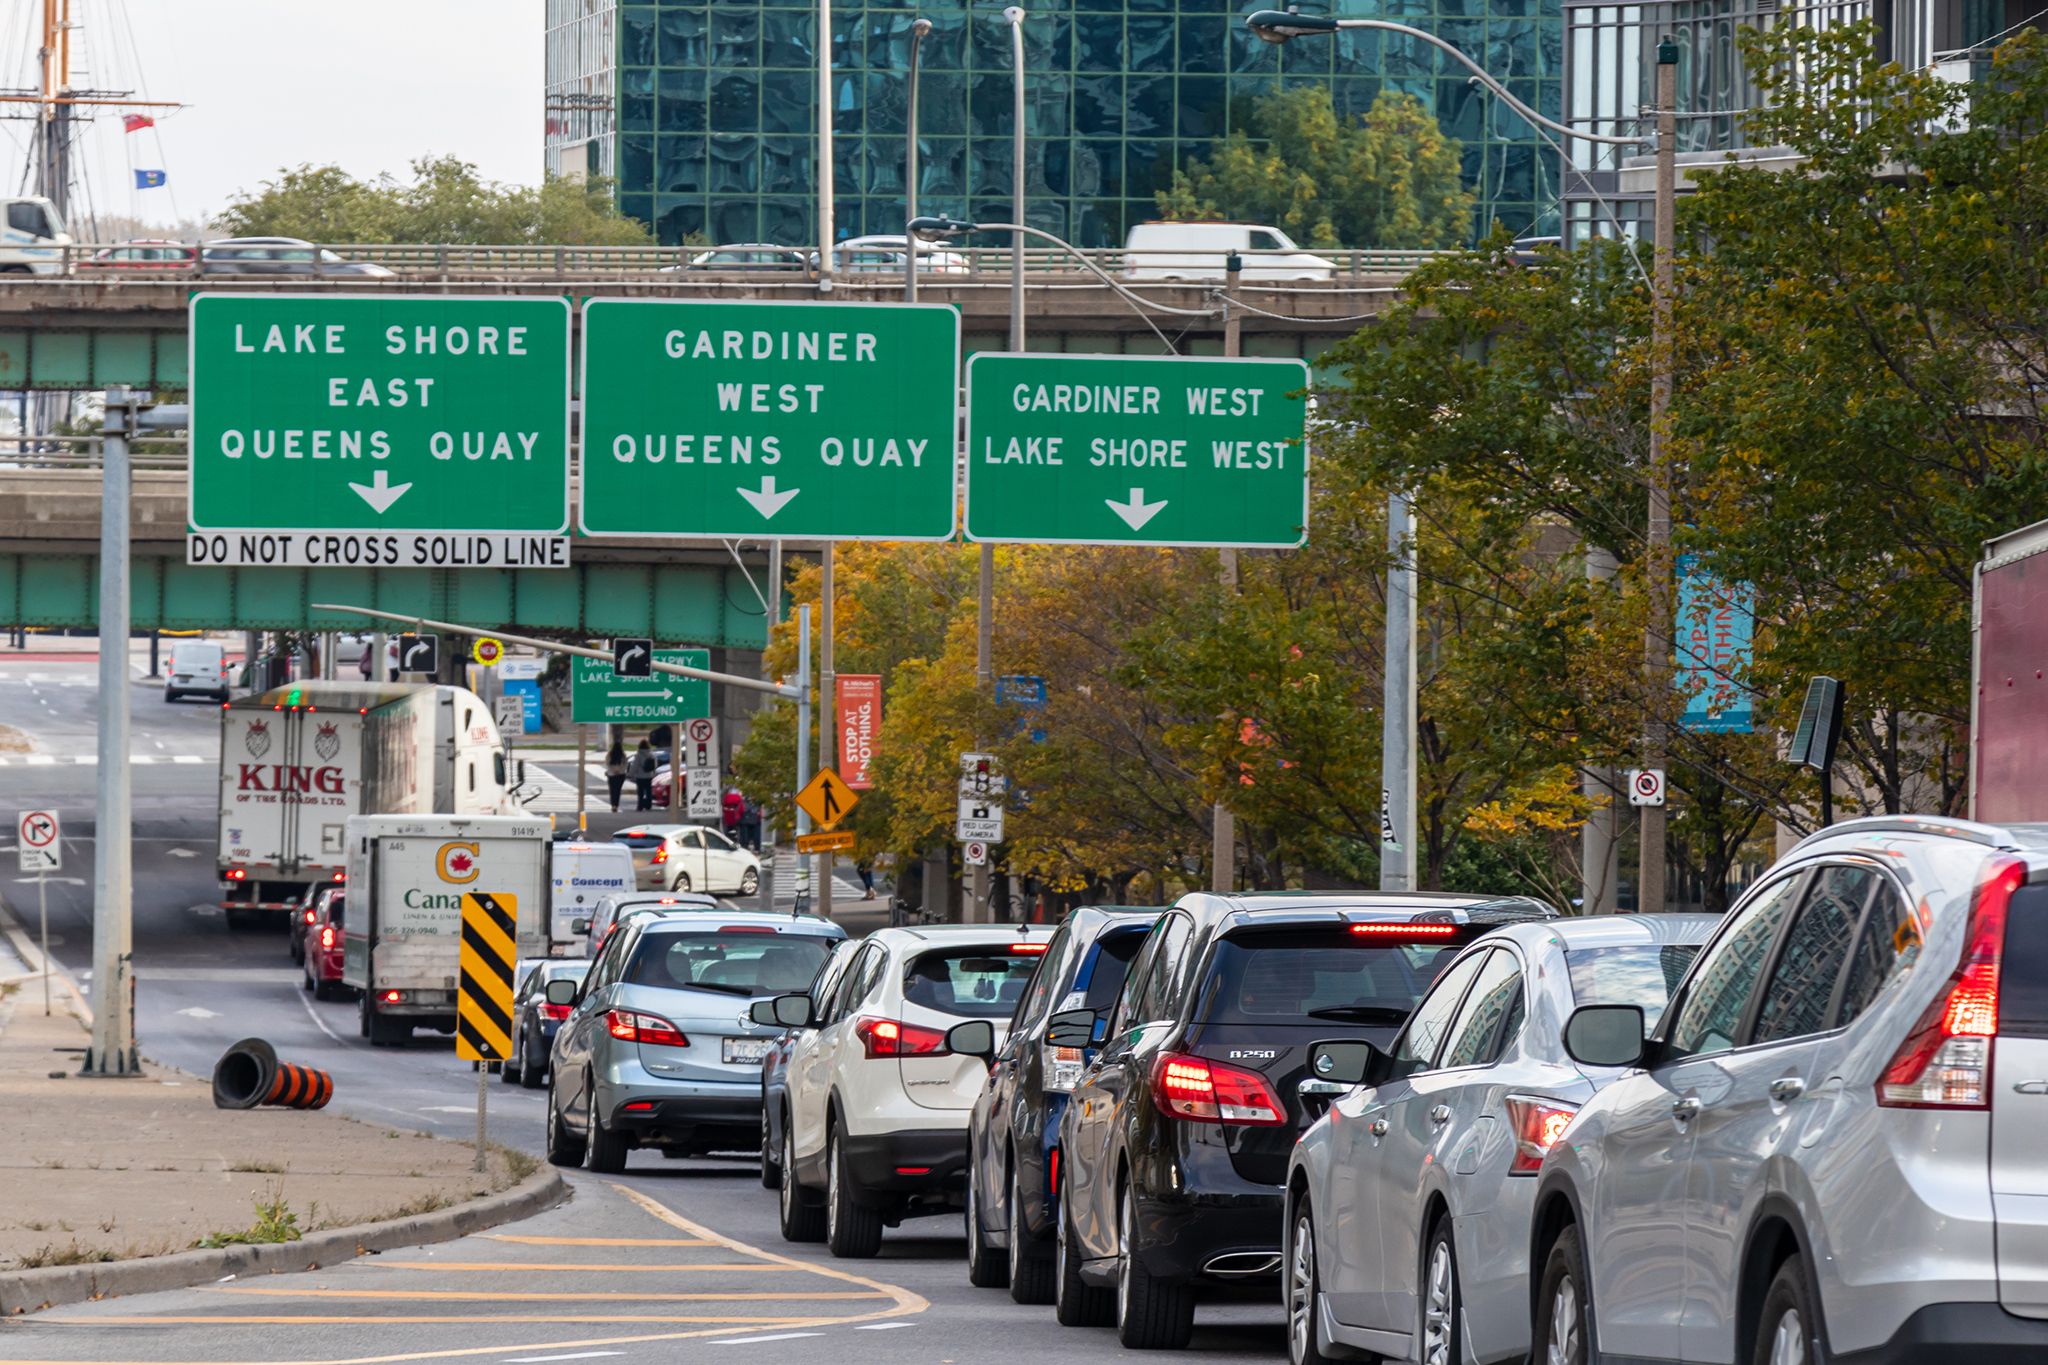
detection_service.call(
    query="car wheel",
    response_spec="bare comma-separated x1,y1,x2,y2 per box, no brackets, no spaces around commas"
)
357,992,371,1039
1533,1225,1592,1365
301,961,314,992
500,1030,522,1085
779,1112,826,1242
519,1028,546,1089
825,1124,883,1258
583,1082,630,1174
1009,1155,1055,1305
760,1105,782,1189
1755,1255,1826,1365
544,1078,586,1167
1116,1180,1195,1349
672,871,692,893
1054,1169,1114,1327
740,867,760,896
965,1155,1008,1288
1421,1218,1462,1365
1288,1200,1343,1365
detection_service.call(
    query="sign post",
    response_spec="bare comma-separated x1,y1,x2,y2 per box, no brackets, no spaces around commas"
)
456,891,518,1173
963,353,1312,547
579,300,961,540
17,810,59,1015
187,295,573,568
684,718,721,822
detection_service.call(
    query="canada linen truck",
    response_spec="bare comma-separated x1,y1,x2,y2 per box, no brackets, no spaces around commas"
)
344,814,552,1046
1973,517,2048,822
217,682,525,929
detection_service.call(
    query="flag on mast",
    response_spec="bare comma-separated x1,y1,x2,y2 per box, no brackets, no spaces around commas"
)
134,169,166,189
122,114,155,133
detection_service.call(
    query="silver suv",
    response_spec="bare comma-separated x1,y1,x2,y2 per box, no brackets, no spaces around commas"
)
1533,816,2048,1364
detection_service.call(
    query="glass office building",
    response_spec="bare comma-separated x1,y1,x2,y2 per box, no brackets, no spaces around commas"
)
546,0,1564,248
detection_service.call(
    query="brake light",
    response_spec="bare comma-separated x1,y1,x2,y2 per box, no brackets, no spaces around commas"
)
720,925,777,934
1152,1052,1286,1125
1010,942,1049,954
319,925,335,950
1879,856,2024,1109
652,846,668,864
333,871,346,882
1048,1147,1059,1197
383,989,403,1003
857,1017,949,1059
1043,1043,1085,1092
541,1002,571,1021
607,1009,689,1047
225,868,247,881
303,907,317,923
1350,922,1459,940
1505,1095,1579,1173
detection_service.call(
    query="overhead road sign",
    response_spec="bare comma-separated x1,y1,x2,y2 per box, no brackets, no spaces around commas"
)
795,767,858,831
578,299,961,541
964,353,1312,548
18,809,60,873
798,830,857,855
187,294,572,569
571,648,710,725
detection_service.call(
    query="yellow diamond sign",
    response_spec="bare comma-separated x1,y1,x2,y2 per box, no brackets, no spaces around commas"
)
794,767,858,831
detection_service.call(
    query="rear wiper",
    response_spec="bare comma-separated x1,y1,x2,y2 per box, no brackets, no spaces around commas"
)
681,982,752,996
1306,1005,1408,1024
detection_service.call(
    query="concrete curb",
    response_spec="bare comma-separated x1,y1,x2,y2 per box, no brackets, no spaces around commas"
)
0,1166,569,1316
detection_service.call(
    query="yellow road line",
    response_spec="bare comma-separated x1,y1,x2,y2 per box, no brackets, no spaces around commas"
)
208,1289,881,1303
482,1235,712,1247
375,1261,798,1273
35,1315,834,1327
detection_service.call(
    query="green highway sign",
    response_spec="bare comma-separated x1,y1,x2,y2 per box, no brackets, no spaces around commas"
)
187,294,572,568
963,353,1312,548
578,299,960,540
571,649,710,725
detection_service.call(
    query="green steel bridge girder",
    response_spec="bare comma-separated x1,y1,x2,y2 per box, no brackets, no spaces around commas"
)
0,552,772,645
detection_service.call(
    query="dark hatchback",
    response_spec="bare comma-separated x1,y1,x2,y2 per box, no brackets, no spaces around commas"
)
1051,890,1558,1349
964,906,1163,1302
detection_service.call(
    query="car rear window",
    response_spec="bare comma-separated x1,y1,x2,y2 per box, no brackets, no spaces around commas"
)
612,833,664,850
1080,929,1149,1013
625,930,832,997
1565,945,1703,1029
1193,927,1475,1027
904,946,1041,1018
1999,883,2048,1037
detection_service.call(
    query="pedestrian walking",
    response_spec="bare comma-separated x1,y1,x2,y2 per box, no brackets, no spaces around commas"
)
740,797,762,851
722,787,744,839
604,740,630,813
857,859,877,901
630,739,656,811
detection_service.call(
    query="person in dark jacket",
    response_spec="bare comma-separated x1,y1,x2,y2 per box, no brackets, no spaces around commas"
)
630,740,656,811
604,741,630,813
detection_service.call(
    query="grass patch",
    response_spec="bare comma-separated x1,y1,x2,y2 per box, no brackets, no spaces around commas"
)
496,1145,540,1183
14,1241,115,1269
225,1159,287,1174
194,1189,302,1249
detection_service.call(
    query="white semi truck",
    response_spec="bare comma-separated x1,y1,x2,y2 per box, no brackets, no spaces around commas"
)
216,682,526,927
342,814,552,1046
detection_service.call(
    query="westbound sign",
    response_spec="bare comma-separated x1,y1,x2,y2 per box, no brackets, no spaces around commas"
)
187,294,572,568
579,300,961,540
964,353,1312,548
570,648,709,725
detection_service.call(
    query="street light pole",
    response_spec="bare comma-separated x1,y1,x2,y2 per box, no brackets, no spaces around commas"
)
1638,38,1679,912
1380,489,1417,890
817,0,835,291
1212,257,1242,894
903,17,932,305
84,387,137,1076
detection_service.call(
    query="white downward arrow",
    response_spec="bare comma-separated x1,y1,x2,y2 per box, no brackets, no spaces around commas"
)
738,475,801,520
349,469,413,514
1105,487,1169,532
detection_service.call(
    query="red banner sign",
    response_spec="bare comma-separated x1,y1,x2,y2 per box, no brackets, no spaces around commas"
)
837,675,882,789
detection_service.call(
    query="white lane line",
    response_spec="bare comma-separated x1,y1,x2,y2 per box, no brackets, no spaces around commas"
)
172,754,205,764
853,1322,912,1330
24,755,53,766
710,1333,822,1346
501,1354,626,1363
296,987,351,1045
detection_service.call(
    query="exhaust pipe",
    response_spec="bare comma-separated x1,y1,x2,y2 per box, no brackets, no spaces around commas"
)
1203,1251,1283,1278
212,1038,335,1110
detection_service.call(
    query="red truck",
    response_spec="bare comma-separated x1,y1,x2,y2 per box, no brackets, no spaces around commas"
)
1972,518,2048,822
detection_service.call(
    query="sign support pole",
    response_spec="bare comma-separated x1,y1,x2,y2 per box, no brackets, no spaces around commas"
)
794,605,812,911
38,869,48,1016
818,545,835,924
760,541,784,914
1379,488,1417,892
1212,260,1241,895
474,1062,488,1174
669,640,686,828
577,724,589,832
84,389,136,1076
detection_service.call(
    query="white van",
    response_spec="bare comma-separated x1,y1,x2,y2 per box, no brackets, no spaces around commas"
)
550,841,636,952
0,197,71,276
1121,221,1336,283
164,640,230,703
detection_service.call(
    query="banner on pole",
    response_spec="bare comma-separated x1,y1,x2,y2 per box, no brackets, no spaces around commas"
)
1676,555,1755,734
837,674,882,789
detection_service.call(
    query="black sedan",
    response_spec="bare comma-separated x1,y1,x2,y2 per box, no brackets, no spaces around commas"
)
502,958,591,1089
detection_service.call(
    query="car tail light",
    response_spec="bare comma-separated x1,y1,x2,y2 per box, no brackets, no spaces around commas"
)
652,846,668,864
607,1009,689,1047
1349,922,1459,940
1010,942,1048,955
1505,1095,1579,1174
541,1002,571,1021
894,1166,932,1175
225,868,247,881
1152,1052,1286,1126
1043,1043,1086,1092
319,925,336,950
382,989,404,1003
856,1017,949,1059
1879,856,2025,1109
1048,1147,1059,1197
303,907,317,924
333,871,346,882
720,925,776,934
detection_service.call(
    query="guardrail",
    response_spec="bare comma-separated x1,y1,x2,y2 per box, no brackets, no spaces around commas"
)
0,435,186,471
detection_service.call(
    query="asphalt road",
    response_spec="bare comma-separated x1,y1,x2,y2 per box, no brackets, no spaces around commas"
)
0,652,1283,1365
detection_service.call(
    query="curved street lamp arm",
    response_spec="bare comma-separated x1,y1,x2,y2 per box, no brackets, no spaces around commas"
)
970,221,1217,353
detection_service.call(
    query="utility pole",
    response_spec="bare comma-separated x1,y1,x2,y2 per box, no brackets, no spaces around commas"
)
816,0,835,292
794,604,813,911
1212,257,1241,894
818,545,835,923
1582,547,1621,913
903,17,931,305
759,540,783,913
1637,37,1679,913
1380,490,1417,890
82,388,137,1076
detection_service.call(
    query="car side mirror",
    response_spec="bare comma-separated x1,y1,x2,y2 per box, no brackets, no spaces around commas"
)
517,759,529,784
1306,1039,1391,1089
754,993,814,1029
1563,1004,1647,1068
1045,1008,1098,1049
947,1020,996,1064
544,978,578,1007
570,916,591,936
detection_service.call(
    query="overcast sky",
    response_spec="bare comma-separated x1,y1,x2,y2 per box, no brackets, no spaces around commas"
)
15,0,542,231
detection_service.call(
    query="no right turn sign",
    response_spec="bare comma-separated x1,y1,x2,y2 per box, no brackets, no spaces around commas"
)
17,809,60,873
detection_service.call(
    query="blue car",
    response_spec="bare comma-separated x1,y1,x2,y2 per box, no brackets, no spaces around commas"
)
962,906,1163,1301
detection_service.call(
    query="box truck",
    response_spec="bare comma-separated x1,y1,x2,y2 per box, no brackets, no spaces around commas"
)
217,682,526,927
343,814,552,1046
1972,518,2048,822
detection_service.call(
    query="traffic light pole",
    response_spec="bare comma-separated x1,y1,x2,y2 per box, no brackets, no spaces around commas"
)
794,604,813,910
1212,259,1241,895
817,545,835,923
1637,41,1678,913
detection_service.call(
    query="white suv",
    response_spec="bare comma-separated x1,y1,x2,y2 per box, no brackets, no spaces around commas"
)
755,924,1055,1257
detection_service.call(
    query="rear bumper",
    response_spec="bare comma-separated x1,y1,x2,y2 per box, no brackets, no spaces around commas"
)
599,1069,763,1149
1837,1303,2048,1364
1131,1188,1284,1285
842,1128,970,1202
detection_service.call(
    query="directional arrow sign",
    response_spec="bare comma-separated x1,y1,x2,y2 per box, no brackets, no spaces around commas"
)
397,633,439,675
187,294,572,568
795,767,859,831
613,638,653,678
578,299,960,540
963,353,1312,548
571,649,710,725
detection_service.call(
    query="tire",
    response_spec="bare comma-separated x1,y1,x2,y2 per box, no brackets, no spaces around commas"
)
739,867,760,896
965,1154,1008,1288
358,993,371,1039
1055,1171,1114,1328
313,977,337,1002
760,1105,782,1189
363,996,405,1047
583,1082,630,1174
519,1028,546,1089
1533,1224,1592,1365
779,1113,827,1242
1009,1155,1055,1305
500,1029,522,1085
672,871,693,893
1420,1218,1461,1365
544,1077,586,1167
301,963,314,992
1755,1255,1827,1365
1116,1180,1195,1349
1288,1200,1343,1365
825,1124,884,1258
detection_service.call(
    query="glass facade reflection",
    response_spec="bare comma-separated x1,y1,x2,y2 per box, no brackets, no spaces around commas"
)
547,0,1566,248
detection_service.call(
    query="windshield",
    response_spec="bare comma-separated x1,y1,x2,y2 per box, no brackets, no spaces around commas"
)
1565,944,1703,1028
904,946,1041,1018
626,930,833,997
1194,928,1474,1026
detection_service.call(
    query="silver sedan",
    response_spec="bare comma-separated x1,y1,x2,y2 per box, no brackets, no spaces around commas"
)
1284,913,1717,1365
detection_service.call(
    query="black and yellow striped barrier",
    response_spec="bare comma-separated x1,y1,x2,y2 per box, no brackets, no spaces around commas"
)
457,892,518,1063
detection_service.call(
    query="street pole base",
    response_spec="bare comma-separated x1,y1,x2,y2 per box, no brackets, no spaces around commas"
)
78,1047,142,1077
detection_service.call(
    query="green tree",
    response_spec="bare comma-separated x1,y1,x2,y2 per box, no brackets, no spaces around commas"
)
1156,86,1475,249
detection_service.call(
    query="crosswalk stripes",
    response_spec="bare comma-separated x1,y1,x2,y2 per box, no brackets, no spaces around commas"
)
0,753,206,766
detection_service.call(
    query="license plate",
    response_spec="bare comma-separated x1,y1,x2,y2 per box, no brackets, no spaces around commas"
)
722,1037,772,1065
